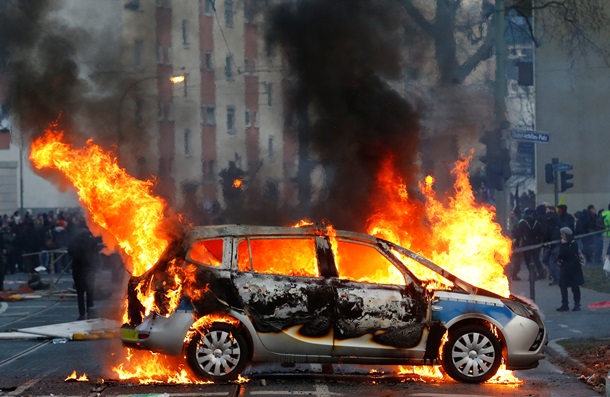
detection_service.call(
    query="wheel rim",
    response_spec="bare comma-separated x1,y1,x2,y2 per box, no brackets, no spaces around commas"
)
195,329,242,377
450,331,497,378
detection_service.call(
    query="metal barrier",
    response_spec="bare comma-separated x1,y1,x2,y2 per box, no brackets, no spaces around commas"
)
511,228,609,301
21,249,72,294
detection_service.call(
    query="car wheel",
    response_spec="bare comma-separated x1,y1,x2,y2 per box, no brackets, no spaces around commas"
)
186,322,249,382
441,324,502,383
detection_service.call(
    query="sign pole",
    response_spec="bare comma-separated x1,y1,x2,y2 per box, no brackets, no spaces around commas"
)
552,157,558,207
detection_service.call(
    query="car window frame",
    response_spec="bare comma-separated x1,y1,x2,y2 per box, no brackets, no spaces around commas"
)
185,237,231,269
233,235,324,278
330,237,409,286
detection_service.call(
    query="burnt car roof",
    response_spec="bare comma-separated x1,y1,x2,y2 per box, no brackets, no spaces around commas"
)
183,224,497,297
183,224,379,246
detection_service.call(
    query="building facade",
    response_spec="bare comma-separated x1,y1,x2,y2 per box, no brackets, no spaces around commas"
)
119,0,292,223
534,4,610,212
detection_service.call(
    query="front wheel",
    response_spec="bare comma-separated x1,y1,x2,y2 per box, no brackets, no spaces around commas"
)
186,322,249,382
441,324,502,383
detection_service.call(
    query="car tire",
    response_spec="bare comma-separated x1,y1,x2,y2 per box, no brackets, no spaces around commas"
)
186,322,249,382
441,324,502,383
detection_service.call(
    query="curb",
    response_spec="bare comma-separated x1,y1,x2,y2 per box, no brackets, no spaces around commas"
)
546,338,590,375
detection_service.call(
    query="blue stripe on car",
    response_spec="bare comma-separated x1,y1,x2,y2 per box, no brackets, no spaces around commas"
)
432,299,515,326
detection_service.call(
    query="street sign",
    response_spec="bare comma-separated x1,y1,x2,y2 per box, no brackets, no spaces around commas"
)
556,163,573,171
510,130,550,144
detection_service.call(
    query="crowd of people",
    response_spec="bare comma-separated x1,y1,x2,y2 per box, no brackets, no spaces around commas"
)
510,203,610,312
0,208,111,320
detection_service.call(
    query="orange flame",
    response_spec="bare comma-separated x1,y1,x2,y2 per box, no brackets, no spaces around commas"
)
29,125,178,277
367,155,511,297
233,178,243,188
64,370,89,382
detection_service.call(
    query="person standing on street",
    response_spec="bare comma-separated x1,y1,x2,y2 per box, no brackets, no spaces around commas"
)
601,204,610,263
68,221,99,320
513,208,546,281
556,227,584,312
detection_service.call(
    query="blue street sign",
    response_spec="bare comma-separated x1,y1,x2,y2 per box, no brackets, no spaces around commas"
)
510,130,550,144
556,163,573,171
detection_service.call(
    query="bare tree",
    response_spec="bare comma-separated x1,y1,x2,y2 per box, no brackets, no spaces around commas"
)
399,0,610,85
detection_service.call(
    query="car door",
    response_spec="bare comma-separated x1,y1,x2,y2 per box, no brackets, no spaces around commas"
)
330,238,428,358
231,235,335,356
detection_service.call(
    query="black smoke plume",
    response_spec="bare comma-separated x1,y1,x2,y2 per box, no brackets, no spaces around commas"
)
0,0,122,145
266,0,420,231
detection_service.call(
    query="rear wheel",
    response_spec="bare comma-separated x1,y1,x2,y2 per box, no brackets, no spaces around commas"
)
186,322,249,382
441,324,502,383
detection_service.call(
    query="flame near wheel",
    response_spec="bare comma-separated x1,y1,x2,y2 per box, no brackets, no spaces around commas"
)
186,322,250,382
441,324,502,383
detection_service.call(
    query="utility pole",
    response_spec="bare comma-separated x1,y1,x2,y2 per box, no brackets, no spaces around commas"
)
493,0,510,232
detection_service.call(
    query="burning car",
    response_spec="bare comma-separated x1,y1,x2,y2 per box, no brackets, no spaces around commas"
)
120,224,546,384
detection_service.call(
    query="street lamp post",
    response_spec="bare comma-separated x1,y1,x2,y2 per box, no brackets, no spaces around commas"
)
116,74,185,150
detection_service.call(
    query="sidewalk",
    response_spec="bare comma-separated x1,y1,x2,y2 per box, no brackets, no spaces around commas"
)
509,265,610,374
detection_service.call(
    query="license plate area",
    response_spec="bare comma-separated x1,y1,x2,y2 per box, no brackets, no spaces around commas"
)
120,328,140,341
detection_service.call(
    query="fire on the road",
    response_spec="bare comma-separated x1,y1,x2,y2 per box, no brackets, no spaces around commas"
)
32,126,517,384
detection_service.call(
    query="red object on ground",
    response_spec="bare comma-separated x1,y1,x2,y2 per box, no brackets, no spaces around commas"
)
588,301,610,309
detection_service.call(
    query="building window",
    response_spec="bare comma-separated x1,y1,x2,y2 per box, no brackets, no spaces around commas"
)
168,102,175,121
134,39,143,68
207,106,216,125
244,58,255,74
205,0,214,16
166,46,173,65
134,97,143,127
245,109,252,127
244,1,255,23
227,106,236,134
268,135,274,161
201,105,216,126
182,19,190,46
225,0,234,28
124,0,140,11
184,129,191,157
156,45,163,64
158,101,165,121
265,83,273,106
202,159,217,181
225,55,233,80
205,52,214,71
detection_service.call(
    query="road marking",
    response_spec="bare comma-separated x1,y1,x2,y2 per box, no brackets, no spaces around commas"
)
6,369,53,396
0,302,7,314
0,340,52,367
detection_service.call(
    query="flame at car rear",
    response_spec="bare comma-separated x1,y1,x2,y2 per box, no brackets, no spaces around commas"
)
29,125,179,278
30,126,192,383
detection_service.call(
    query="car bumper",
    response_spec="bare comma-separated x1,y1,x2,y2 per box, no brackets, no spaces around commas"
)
503,314,547,370
121,311,195,356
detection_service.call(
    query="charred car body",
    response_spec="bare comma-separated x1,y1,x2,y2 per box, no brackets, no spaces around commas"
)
121,224,546,383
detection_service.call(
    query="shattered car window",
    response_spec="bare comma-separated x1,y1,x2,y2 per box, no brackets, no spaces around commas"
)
188,239,223,266
335,240,405,285
237,237,319,277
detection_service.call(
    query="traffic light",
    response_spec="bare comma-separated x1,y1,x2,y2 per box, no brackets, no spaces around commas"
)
560,171,574,192
544,163,555,184
479,129,511,191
